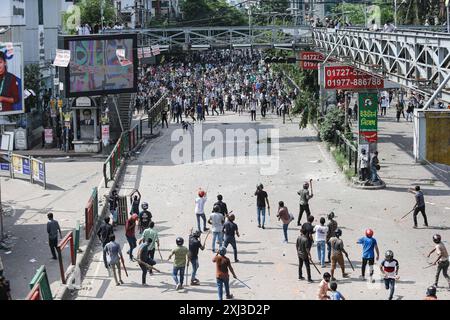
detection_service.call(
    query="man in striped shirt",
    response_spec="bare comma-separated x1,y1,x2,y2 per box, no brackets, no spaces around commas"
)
380,250,399,300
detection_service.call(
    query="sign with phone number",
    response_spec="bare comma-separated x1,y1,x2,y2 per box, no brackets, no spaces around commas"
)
300,52,325,70
324,66,384,90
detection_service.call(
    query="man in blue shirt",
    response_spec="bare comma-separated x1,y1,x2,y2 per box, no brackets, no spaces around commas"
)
356,229,379,282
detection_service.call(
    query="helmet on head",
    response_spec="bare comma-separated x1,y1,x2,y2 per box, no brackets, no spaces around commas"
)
335,228,342,237
426,286,436,297
213,205,221,213
176,237,184,246
385,250,394,260
141,202,149,210
328,212,335,220
198,190,206,197
219,246,227,256
365,229,374,238
193,231,201,238
433,234,441,244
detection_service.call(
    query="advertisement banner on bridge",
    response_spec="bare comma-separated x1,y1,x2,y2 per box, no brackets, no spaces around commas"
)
299,51,325,70
358,92,378,143
324,65,384,90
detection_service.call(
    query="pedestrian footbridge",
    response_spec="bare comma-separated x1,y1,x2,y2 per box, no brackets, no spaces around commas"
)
312,27,450,104
105,26,312,50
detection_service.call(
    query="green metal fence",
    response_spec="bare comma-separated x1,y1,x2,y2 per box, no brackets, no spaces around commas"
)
103,122,140,188
28,265,53,300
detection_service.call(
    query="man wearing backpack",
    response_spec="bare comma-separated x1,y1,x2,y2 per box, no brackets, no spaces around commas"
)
97,217,114,269
209,205,225,253
139,222,160,274
139,202,152,234
329,228,350,281
326,212,338,264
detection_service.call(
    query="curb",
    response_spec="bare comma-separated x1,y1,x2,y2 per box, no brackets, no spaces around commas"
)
55,158,127,300
54,133,153,300
350,179,387,190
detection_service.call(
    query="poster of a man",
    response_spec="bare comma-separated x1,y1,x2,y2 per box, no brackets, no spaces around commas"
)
82,109,94,125
0,50,21,113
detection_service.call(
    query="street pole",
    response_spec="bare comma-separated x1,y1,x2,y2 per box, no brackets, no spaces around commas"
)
447,1,450,33
394,0,397,27
101,0,105,30
0,177,3,241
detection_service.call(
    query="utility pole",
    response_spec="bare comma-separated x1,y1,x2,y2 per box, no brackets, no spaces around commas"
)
0,178,3,241
447,0,450,33
394,0,397,27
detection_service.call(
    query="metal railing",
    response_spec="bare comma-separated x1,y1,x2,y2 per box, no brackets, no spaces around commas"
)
333,130,358,176
102,120,145,188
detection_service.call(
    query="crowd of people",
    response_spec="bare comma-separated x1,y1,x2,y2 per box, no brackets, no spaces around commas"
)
135,50,298,125
93,174,448,301
2,49,448,302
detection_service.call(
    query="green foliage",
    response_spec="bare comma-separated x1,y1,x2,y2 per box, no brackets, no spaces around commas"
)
258,0,289,13
253,0,290,25
331,146,356,180
333,0,394,25
180,0,246,26
332,2,366,25
24,64,44,111
319,108,345,143
273,64,320,129
63,0,116,34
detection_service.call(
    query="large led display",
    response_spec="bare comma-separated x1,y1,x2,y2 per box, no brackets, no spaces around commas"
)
63,34,138,97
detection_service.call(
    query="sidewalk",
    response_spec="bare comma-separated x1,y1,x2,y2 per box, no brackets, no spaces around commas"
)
349,102,450,208
0,159,104,299
0,114,155,300
14,149,106,159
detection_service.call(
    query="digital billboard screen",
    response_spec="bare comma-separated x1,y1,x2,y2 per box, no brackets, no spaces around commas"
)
63,34,138,97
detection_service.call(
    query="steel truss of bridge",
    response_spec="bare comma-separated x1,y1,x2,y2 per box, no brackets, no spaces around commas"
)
312,28,450,103
105,26,312,50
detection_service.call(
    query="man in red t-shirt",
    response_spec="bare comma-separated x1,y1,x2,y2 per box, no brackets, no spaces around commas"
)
125,214,138,261
212,247,237,300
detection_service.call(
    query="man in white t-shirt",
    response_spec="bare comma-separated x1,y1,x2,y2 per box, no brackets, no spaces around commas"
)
208,205,225,253
195,190,209,232
313,217,329,267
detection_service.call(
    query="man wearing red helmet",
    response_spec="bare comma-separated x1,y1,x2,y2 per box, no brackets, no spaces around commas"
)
356,228,379,282
195,189,209,232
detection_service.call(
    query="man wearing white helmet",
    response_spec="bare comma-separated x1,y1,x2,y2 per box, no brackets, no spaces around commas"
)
427,234,450,288
213,246,237,300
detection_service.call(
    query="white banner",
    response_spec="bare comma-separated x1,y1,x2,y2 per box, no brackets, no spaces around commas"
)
53,49,71,67
116,48,132,67
151,45,160,56
102,125,110,146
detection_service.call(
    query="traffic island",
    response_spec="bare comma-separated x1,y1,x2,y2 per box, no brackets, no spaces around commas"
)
350,177,386,190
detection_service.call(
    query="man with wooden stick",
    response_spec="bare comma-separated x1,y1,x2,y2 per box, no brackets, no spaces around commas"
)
297,180,314,226
137,237,157,286
188,230,206,285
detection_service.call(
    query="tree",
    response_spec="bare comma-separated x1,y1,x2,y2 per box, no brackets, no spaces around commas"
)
253,0,290,25
63,0,116,34
24,64,44,112
180,0,246,26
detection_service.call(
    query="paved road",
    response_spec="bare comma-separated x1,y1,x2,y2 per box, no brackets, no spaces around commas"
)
73,111,450,300
1,159,104,299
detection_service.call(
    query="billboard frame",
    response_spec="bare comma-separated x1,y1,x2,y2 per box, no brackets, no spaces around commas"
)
62,33,138,98
0,42,25,116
